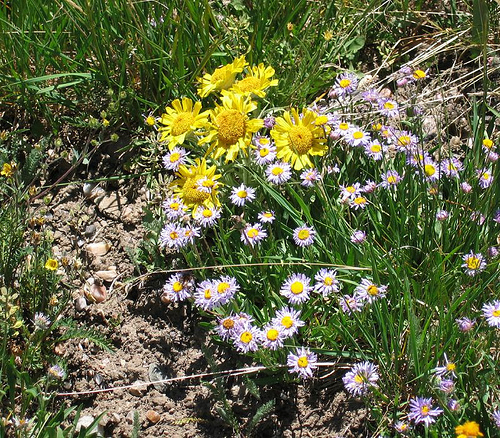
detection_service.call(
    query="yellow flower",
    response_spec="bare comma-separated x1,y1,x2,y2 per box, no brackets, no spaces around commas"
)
287,22,294,31
170,158,222,211
1,162,15,178
199,93,263,162
225,63,278,98
157,97,208,149
45,259,59,271
455,421,483,438
323,30,333,41
197,55,248,98
270,108,328,170
145,115,156,126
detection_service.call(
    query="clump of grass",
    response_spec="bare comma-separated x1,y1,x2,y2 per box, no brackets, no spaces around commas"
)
146,53,500,436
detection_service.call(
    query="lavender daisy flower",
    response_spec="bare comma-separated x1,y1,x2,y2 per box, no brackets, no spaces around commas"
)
448,399,460,411
394,130,419,152
477,168,493,189
422,158,440,181
159,222,187,250
193,205,221,228
433,353,457,378
361,88,380,103
364,140,386,160
34,312,51,331
266,161,292,184
354,278,388,304
363,180,377,193
162,196,187,221
345,128,371,147
287,346,318,379
492,410,500,428
378,99,400,118
435,210,449,221
241,223,268,247
342,361,379,396
350,195,368,210
330,120,353,139
163,272,194,302
334,72,358,97
406,150,429,168
195,176,220,194
440,157,463,178
494,209,500,223
258,211,275,224
193,279,219,310
408,397,443,427
271,306,305,337
314,268,340,296
162,146,188,171
48,364,65,380
350,230,367,244
339,294,364,314
263,116,276,129
213,275,239,305
300,168,321,187
438,378,455,394
340,182,362,201
462,252,486,276
482,299,500,328
488,246,499,258
232,324,261,353
182,225,200,245
456,317,476,332
293,225,315,247
487,151,499,162
253,139,277,165
394,421,411,434
261,324,285,350
280,273,312,305
215,314,239,340
380,170,402,188
229,184,256,207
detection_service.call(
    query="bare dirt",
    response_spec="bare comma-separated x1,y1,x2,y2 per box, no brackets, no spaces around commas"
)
30,162,368,438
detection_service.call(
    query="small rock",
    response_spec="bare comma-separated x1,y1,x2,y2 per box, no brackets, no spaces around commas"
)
146,410,161,424
84,224,96,237
75,296,88,312
98,194,121,219
110,412,121,424
95,267,118,282
126,410,139,424
75,415,105,436
83,183,97,198
129,380,148,397
86,242,111,256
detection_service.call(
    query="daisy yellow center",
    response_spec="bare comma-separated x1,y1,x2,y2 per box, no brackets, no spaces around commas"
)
290,281,304,294
170,152,181,163
146,116,156,126
289,125,314,155
204,289,212,299
247,228,259,238
370,143,381,152
446,363,456,371
398,136,410,146
298,230,310,240
234,76,261,93
267,329,279,341
297,356,309,367
424,164,436,176
171,112,195,136
223,319,235,329
240,331,253,343
483,139,493,149
45,259,58,270
202,209,213,218
216,109,246,145
339,122,349,131
372,123,382,131
170,231,179,239
324,277,333,286
493,309,500,317
354,374,364,384
466,257,480,270
263,213,273,218
387,175,397,184
384,101,395,110
272,167,283,176
173,281,183,292
170,202,180,210
354,196,366,205
259,148,270,157
421,405,430,415
259,138,270,145
413,69,426,79
316,115,328,125
353,131,363,140
237,190,247,198
183,176,211,204
482,172,490,180
347,186,356,193
217,282,230,294
339,79,351,88
281,316,293,328
367,285,378,296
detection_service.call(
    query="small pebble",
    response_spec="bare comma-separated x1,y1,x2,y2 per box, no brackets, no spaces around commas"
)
146,410,161,424
75,296,88,312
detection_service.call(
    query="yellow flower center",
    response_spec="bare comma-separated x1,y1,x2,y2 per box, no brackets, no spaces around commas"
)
339,122,349,131
202,209,213,218
267,329,279,341
483,139,493,149
170,152,181,163
290,281,304,294
346,186,356,193
202,178,215,188
263,212,273,218
170,231,179,239
370,143,381,153
234,76,261,93
173,282,183,292
387,175,397,184
447,363,456,372
372,123,382,131
384,101,395,110
281,316,293,328
354,196,366,205
493,309,500,317
353,131,364,140
216,109,246,145
204,289,212,299
182,176,211,204
237,190,247,198
298,230,310,240
297,356,309,367
398,136,410,146
424,164,436,176
259,148,270,157
324,277,333,286
466,257,480,270
272,167,283,176
217,282,230,294
240,331,253,343
45,259,58,270
289,125,314,155
367,285,378,296
258,137,270,145
339,79,351,88
170,202,180,210
223,319,235,329
171,112,195,136
413,69,426,79
482,172,490,180
421,405,430,415
247,228,259,238
146,115,156,126
354,374,364,384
